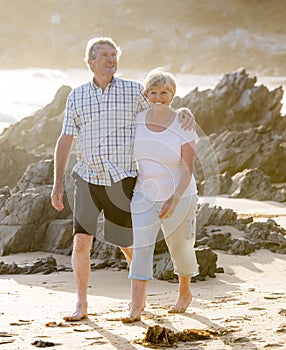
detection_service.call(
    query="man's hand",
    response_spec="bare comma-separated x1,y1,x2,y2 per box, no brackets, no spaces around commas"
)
51,183,64,211
177,107,196,130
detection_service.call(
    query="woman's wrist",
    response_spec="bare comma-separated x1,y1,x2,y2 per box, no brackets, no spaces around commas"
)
173,192,182,201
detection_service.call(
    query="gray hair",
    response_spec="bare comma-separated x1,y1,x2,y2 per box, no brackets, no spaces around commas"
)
84,36,122,63
143,67,177,96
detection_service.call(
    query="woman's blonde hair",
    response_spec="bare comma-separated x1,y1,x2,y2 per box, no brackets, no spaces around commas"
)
143,67,177,97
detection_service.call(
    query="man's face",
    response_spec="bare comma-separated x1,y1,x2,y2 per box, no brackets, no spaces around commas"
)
88,44,118,77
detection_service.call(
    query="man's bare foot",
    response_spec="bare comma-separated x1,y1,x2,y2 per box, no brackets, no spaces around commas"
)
168,295,192,314
121,309,141,323
63,304,88,321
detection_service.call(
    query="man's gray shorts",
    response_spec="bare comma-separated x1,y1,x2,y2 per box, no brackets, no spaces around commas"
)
73,173,136,247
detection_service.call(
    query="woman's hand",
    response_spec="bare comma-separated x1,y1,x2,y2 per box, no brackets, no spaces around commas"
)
158,193,181,219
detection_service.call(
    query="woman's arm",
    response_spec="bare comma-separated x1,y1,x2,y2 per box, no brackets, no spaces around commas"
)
158,141,196,219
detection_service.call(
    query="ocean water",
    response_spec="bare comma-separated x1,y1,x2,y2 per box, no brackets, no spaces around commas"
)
0,68,285,134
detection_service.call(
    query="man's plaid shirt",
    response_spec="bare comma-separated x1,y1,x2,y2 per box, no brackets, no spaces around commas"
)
62,77,149,185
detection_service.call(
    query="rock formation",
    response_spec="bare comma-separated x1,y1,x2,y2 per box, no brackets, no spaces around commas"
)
0,69,285,279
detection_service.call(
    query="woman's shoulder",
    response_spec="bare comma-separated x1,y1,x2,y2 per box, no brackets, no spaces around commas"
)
136,109,148,122
171,113,184,129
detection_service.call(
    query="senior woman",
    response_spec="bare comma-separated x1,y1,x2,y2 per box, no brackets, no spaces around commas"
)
121,68,199,323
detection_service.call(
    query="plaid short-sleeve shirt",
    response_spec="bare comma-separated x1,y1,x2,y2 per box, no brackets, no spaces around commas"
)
62,77,149,185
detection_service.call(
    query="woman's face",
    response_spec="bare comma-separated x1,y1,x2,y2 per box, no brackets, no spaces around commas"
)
146,85,174,105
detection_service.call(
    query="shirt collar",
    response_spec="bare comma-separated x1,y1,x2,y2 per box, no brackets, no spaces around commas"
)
92,76,116,89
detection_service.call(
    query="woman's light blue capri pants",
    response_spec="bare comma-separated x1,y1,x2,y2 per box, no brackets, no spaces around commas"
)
129,191,199,280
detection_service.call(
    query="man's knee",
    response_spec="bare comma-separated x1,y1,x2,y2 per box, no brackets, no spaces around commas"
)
73,233,93,254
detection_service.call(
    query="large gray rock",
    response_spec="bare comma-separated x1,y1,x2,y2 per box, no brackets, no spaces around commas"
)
230,168,274,200
12,159,54,193
199,168,286,202
173,68,283,135
196,203,237,233
0,86,71,188
204,125,286,183
41,219,73,254
0,159,71,255
0,186,56,225
173,69,285,184
0,141,41,189
0,224,47,256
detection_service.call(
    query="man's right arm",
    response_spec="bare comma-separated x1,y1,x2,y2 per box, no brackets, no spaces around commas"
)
51,134,74,211
137,85,150,113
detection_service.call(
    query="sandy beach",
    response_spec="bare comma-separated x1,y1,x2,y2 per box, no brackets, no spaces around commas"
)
0,197,286,350
0,251,285,349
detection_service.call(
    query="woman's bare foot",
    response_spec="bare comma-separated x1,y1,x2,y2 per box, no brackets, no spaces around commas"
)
63,303,88,321
128,297,146,311
121,309,141,323
168,295,192,314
